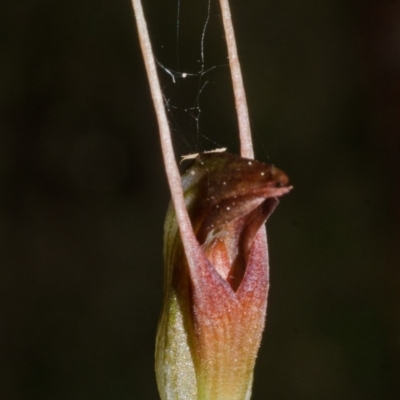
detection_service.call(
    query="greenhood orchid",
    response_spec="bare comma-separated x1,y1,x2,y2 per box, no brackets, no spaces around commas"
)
131,0,292,398
156,152,291,400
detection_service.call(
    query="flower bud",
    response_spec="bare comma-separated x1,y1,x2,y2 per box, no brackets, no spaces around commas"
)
156,152,291,400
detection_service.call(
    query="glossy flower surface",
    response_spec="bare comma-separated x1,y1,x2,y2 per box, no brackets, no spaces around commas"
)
156,152,291,400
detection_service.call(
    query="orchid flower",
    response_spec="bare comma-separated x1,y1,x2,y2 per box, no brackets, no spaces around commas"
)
131,0,292,399
156,153,290,400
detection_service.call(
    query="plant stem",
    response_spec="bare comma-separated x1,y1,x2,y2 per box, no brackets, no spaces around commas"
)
218,0,254,159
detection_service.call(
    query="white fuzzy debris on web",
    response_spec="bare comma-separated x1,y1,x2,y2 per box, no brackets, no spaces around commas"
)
180,147,227,163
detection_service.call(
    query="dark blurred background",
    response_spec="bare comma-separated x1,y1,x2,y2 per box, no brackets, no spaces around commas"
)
1,0,400,399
